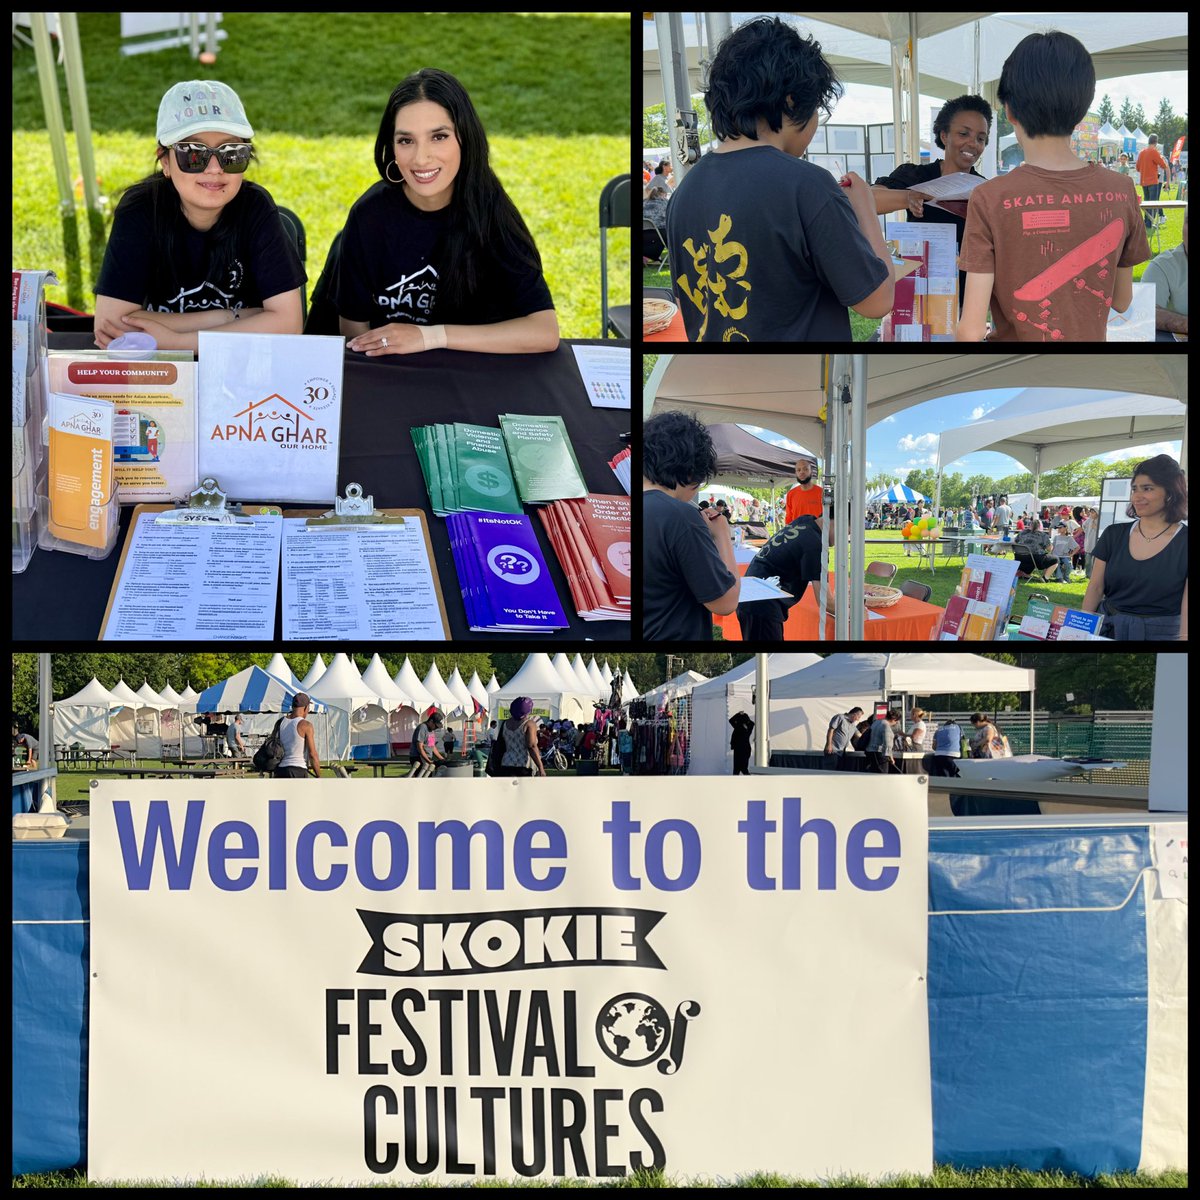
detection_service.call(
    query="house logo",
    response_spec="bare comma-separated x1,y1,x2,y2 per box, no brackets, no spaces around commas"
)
208,393,329,449
157,275,242,314
376,263,438,317
58,408,105,437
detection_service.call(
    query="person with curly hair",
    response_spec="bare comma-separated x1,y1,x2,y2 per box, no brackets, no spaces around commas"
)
642,410,739,640
664,15,892,342
1081,454,1188,640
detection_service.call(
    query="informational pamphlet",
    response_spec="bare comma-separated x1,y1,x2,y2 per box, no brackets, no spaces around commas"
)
882,222,957,341
45,392,115,549
48,350,197,503
570,343,631,409
197,332,343,503
412,422,521,516
499,413,588,504
738,575,794,603
907,169,986,218
1018,598,1104,641
537,493,630,620
609,445,631,494
938,554,1019,640
280,517,448,641
447,511,568,633
101,509,282,640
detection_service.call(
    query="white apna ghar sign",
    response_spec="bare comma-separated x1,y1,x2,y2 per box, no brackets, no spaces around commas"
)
88,777,932,1182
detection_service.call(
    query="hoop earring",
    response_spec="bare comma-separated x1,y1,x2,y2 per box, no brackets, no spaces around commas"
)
385,161,403,185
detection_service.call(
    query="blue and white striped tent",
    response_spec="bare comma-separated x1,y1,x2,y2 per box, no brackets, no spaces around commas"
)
195,666,326,714
869,482,927,504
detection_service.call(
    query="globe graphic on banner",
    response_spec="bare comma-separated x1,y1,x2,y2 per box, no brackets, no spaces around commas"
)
596,994,670,1066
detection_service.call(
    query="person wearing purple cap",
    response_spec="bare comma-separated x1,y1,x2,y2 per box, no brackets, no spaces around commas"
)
275,692,321,779
496,697,546,777
94,80,305,352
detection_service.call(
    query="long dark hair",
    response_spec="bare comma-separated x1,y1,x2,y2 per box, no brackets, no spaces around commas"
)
117,143,257,306
1127,453,1188,523
373,69,543,310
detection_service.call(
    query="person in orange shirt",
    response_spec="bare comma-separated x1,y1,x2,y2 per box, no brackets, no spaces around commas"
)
1135,135,1172,232
784,456,824,525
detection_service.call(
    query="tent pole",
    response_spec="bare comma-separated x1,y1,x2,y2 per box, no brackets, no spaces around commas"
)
1030,676,1036,753
31,15,75,220
754,653,769,771
817,356,833,641
849,355,867,637
38,654,56,811
908,16,921,167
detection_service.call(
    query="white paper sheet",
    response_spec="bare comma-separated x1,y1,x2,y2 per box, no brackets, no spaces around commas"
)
102,511,282,640
738,575,793,602
907,172,987,202
571,344,631,409
281,518,447,641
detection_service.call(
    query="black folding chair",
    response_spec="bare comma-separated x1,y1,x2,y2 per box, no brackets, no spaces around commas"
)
599,175,631,338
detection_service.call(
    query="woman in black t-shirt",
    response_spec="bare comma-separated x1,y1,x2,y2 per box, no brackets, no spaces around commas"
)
94,80,305,352
336,69,558,357
1081,454,1188,640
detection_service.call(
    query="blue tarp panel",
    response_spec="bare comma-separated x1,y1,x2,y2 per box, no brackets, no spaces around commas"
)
12,839,90,1175
928,826,1150,1175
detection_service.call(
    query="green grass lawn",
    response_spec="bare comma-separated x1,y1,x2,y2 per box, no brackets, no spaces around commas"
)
12,1166,1188,1187
12,12,630,337
641,201,1182,343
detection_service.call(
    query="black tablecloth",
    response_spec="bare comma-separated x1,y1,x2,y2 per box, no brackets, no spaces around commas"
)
14,334,631,643
770,750,930,776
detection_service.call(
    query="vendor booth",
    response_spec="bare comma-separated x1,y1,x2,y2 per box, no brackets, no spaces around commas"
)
194,664,332,760
489,653,594,723
52,677,128,754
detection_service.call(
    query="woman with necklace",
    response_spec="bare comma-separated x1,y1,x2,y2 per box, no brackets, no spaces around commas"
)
1082,454,1188,640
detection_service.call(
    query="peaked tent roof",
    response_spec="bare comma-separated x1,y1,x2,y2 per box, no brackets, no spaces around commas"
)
109,679,143,706
620,669,639,700
571,654,602,696
491,654,583,701
586,658,608,695
601,661,614,683
362,655,414,707
466,671,490,712
446,667,478,714
771,652,1033,700
158,683,184,706
135,681,167,707
196,666,326,713
178,684,201,702
640,671,710,706
300,654,327,689
485,673,501,695
423,662,466,715
550,653,590,695
393,658,438,715
266,653,302,689
937,388,1185,475
58,677,119,707
308,653,380,707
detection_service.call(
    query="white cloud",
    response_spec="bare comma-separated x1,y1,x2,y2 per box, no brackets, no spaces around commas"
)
898,432,938,452
1099,440,1180,463
969,405,993,421
882,416,897,424
906,455,937,467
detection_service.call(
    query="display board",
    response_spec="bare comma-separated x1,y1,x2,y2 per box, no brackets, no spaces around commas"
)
88,776,931,1183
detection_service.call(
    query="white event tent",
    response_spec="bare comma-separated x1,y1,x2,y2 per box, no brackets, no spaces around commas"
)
446,667,478,715
194,666,329,759
362,654,424,755
423,662,466,718
620,669,640,702
766,652,1036,755
572,654,605,699
467,671,491,714
586,658,609,696
935,388,1187,512
648,353,1189,637
639,671,710,709
53,677,126,753
132,681,168,757
307,653,393,761
490,654,593,723
265,653,303,690
689,654,822,776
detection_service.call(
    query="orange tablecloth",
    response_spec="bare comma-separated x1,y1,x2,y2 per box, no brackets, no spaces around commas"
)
644,307,687,342
713,569,943,642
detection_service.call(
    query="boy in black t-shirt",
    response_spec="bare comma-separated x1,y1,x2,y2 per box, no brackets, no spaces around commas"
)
665,17,892,342
736,516,823,641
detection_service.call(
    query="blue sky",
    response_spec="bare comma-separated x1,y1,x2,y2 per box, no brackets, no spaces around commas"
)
742,388,1183,483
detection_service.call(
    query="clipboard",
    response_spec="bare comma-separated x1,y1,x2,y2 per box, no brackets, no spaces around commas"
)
100,478,282,638
284,483,452,640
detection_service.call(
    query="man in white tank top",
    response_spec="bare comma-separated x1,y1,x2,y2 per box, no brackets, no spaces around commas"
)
275,693,321,778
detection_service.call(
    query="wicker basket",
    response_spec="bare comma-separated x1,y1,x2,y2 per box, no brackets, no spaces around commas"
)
643,297,677,335
823,583,903,613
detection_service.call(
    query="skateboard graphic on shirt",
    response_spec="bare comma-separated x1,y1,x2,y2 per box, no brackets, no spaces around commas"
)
1010,217,1125,339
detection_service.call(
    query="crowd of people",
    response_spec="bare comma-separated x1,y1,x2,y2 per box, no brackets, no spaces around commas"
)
648,17,1183,343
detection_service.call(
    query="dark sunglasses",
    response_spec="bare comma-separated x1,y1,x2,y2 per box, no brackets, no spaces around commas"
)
170,141,253,174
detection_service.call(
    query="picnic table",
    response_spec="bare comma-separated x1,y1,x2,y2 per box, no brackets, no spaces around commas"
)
74,766,223,780
58,748,138,769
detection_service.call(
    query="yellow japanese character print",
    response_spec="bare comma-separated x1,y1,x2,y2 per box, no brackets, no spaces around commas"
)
675,213,751,341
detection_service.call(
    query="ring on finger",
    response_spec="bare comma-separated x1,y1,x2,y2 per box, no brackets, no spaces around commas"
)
382,336,388,348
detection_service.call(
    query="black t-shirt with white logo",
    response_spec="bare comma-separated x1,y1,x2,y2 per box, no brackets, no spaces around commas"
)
333,181,554,327
96,179,306,313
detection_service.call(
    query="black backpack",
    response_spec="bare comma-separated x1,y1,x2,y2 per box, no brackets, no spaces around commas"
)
252,717,286,774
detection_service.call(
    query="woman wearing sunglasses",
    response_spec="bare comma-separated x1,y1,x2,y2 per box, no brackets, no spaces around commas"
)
333,68,558,356
93,81,305,352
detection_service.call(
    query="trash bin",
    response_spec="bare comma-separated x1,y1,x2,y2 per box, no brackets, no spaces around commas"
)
437,762,475,779
575,760,600,776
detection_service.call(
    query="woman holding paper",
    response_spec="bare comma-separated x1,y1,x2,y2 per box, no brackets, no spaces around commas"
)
1081,454,1188,641
93,81,306,352
872,95,993,305
334,69,559,356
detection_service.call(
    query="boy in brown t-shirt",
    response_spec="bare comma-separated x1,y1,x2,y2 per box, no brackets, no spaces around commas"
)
958,31,1150,342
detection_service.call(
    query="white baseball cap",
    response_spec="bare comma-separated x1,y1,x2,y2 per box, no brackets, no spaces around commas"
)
157,80,254,145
